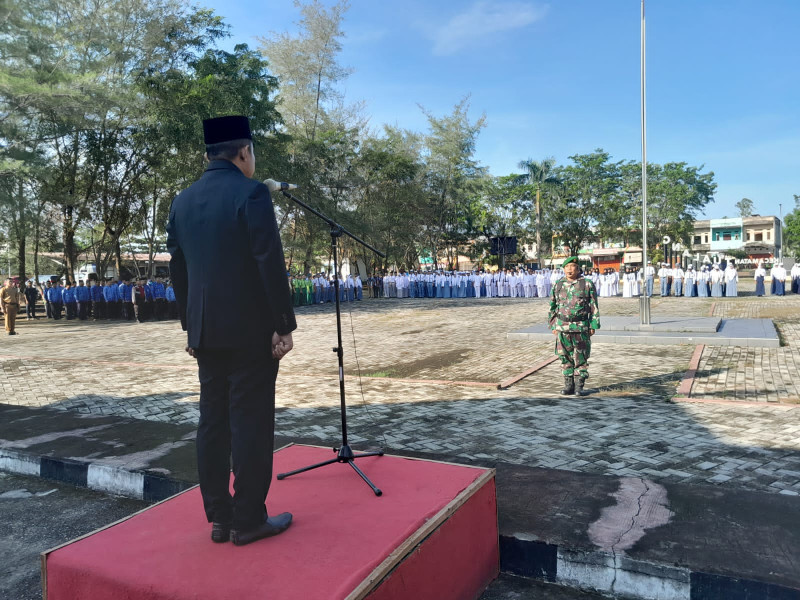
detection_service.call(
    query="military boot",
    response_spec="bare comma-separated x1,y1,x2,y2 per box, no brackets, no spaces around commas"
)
575,376,588,396
560,376,575,395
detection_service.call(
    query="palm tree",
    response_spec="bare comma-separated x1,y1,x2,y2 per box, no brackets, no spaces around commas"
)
517,157,559,267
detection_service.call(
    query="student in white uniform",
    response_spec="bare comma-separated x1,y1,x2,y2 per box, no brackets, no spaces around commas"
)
684,265,696,297
771,263,787,296
622,268,634,297
658,263,669,296
697,265,709,297
754,262,766,296
672,264,685,296
724,263,738,297
710,264,724,297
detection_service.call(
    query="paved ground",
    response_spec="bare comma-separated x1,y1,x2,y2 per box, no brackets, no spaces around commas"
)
2,280,800,497
0,471,148,600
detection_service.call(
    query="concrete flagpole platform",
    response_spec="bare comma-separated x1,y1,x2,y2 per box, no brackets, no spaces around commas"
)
508,316,779,348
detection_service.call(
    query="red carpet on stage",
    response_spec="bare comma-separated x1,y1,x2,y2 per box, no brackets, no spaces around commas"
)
44,445,499,600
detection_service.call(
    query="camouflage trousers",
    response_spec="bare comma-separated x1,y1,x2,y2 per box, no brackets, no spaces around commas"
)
555,331,591,378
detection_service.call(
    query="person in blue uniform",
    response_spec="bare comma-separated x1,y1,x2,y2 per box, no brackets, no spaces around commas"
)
103,279,118,318
120,279,134,320
49,282,63,319
151,276,167,320
75,280,90,320
143,278,154,320
166,282,178,319
23,281,39,320
90,281,105,320
41,281,53,319
62,282,77,320
167,115,296,546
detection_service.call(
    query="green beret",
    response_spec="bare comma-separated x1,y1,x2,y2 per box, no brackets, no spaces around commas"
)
562,256,579,267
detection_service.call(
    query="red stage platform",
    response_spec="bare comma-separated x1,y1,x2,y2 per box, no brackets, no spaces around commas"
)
43,444,499,600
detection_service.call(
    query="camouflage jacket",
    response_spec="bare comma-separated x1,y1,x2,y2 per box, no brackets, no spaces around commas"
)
548,276,600,332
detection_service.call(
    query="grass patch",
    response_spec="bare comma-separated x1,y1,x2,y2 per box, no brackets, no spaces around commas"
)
758,307,800,320
364,370,396,378
775,324,788,347
592,385,653,398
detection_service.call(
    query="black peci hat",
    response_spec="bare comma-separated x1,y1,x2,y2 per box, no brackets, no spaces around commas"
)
202,116,252,145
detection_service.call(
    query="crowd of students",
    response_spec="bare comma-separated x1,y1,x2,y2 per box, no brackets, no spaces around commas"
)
289,260,800,307
289,269,572,306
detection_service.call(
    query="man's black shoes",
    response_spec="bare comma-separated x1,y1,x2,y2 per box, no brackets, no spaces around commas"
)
211,522,231,543
230,512,293,546
575,377,589,396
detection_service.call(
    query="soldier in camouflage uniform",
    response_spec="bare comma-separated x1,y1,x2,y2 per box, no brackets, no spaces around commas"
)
548,256,600,396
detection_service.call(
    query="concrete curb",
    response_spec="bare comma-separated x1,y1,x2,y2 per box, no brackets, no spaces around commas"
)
0,448,193,502
499,536,800,600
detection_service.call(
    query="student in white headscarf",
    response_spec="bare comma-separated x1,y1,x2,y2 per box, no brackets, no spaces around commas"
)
754,262,766,297
710,264,724,297
724,263,738,297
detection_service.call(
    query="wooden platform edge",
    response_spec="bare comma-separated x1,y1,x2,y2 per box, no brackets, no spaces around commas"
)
345,468,496,600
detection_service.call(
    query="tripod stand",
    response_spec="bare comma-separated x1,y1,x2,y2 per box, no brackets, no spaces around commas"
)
276,190,385,496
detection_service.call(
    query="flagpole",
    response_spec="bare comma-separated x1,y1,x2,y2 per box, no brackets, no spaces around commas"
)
639,0,651,324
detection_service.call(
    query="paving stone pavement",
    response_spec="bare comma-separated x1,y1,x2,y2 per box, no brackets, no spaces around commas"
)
691,293,800,403
2,280,800,496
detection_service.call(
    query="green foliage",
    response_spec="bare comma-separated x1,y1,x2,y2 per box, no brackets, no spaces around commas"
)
735,197,754,218
0,0,723,281
784,196,800,257
418,98,486,269
516,157,558,264
549,150,621,254
644,162,716,249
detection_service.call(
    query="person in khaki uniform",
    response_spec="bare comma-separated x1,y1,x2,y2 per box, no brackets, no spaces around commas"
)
1,279,21,335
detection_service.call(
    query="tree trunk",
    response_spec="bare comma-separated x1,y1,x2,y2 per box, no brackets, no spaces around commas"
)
33,213,41,284
17,237,26,281
302,244,313,276
114,240,123,280
147,194,158,278
535,187,542,268
14,179,27,279
63,215,78,283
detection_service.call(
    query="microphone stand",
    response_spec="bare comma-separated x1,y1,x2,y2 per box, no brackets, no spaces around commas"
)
276,189,386,496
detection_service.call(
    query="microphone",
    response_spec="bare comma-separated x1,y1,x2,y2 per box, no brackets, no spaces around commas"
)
264,179,298,194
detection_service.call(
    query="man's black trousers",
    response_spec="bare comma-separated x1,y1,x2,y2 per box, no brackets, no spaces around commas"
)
196,347,279,531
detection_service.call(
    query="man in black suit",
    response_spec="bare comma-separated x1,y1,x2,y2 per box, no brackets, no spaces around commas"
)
167,115,296,546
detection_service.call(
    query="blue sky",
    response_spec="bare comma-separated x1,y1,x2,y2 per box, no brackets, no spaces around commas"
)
200,0,800,220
